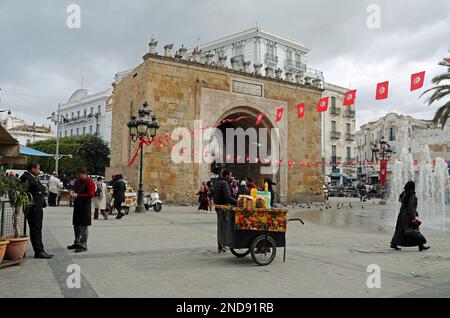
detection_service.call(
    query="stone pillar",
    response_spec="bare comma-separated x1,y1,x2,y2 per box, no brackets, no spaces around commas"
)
164,44,173,57
295,73,304,84
193,47,201,62
265,66,274,78
149,38,158,55
218,55,227,68
205,52,215,65
243,61,251,73
285,71,294,82
275,68,283,79
253,63,262,75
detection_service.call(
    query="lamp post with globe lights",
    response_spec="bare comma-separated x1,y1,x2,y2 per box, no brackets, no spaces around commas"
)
127,102,159,213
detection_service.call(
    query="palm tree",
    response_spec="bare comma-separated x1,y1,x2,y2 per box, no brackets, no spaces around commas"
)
421,53,450,128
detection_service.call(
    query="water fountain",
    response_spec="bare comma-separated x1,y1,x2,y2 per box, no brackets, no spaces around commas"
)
390,145,449,231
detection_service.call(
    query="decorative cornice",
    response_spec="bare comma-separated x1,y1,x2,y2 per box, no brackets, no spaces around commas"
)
141,53,323,92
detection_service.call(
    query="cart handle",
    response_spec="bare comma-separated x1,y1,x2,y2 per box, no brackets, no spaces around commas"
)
287,218,304,225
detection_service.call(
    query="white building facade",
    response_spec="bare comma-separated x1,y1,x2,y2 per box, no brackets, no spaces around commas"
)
322,83,357,186
1,115,55,146
355,112,450,183
58,88,113,146
185,27,324,87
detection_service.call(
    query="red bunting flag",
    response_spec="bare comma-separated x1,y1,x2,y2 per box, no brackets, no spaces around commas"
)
307,162,311,167
343,89,357,106
317,97,329,112
299,161,304,166
255,113,265,125
297,103,305,119
375,81,389,100
158,136,163,148
321,162,326,167
314,162,318,167
165,134,171,144
275,107,284,122
410,71,425,91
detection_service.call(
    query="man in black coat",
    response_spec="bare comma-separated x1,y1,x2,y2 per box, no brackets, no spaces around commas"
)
112,174,126,219
20,161,53,259
213,170,237,253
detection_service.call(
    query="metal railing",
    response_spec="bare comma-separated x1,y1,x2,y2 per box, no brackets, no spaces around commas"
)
330,131,341,139
345,133,356,141
344,110,356,118
330,107,341,116
0,200,27,238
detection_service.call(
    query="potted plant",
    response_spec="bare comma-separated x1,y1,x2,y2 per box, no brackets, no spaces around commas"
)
0,172,11,263
3,177,33,261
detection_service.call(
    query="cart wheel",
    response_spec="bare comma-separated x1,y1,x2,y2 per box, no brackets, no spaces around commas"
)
250,235,277,266
230,248,250,258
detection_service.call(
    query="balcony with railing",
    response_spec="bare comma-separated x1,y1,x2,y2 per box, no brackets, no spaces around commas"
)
343,109,356,118
330,107,341,116
265,53,278,65
330,131,341,139
345,133,356,141
285,59,306,72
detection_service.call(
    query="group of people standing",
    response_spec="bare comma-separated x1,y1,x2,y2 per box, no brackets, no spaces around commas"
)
19,161,128,258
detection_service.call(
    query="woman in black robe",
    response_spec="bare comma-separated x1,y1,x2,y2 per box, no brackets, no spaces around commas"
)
390,181,430,251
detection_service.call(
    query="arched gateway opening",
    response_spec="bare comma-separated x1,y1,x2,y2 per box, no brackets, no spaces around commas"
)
210,107,280,201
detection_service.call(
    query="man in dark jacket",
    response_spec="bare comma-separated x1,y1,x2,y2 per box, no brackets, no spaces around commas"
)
20,161,53,259
113,174,126,219
67,167,95,253
213,170,237,253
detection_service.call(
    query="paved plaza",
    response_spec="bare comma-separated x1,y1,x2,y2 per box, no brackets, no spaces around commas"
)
1,198,450,298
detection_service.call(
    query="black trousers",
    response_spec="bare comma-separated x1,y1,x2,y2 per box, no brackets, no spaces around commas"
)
48,192,57,206
25,207,44,254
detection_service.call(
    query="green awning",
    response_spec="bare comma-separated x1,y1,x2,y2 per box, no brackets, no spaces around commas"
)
329,173,342,178
345,176,357,180
369,174,379,178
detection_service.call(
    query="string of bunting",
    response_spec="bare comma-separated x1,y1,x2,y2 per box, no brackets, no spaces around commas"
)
128,64,450,167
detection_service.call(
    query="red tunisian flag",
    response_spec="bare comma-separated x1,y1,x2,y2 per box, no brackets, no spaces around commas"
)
343,89,357,106
297,103,305,118
410,71,425,91
379,159,388,185
275,107,284,122
255,113,265,125
375,81,389,100
317,97,329,112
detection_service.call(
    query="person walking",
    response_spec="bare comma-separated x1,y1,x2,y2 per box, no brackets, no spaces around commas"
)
390,181,430,251
67,167,95,253
93,177,108,220
207,181,214,213
47,172,61,206
213,170,237,253
197,181,209,212
20,161,53,259
112,174,126,219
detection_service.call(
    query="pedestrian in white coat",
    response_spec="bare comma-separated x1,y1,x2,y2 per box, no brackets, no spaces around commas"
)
93,177,108,220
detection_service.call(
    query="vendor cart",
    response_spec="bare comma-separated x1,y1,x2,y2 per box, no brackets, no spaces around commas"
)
216,205,302,266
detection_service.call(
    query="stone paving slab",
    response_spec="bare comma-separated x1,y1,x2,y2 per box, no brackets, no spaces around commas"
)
1,200,449,298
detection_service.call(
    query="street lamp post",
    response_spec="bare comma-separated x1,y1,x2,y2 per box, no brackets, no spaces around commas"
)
127,102,159,213
371,136,393,205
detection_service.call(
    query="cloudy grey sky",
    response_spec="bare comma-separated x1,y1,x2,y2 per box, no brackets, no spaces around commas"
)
0,0,449,128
